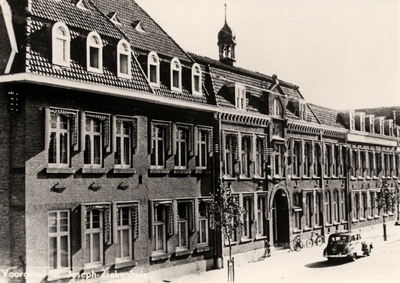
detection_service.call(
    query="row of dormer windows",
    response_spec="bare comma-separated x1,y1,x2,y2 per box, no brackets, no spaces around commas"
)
51,22,202,95
350,111,398,136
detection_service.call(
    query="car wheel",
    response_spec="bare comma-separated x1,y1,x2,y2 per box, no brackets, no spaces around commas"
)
327,257,334,262
351,253,357,261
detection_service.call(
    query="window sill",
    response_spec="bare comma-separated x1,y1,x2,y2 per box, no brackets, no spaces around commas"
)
113,168,136,174
293,229,302,234
255,235,268,241
82,168,108,174
333,222,341,226
273,175,283,181
223,176,236,181
313,225,322,229
114,259,137,269
325,223,333,227
372,176,379,180
238,176,252,180
358,177,365,181
196,245,211,253
151,253,171,261
291,176,300,180
352,219,359,223
46,168,75,174
47,270,72,281
312,176,321,180
303,227,312,232
83,264,106,274
331,176,339,180
175,249,194,257
359,217,366,222
366,176,372,180
374,215,380,219
302,176,311,180
173,169,191,175
393,176,398,179
240,237,252,244
149,168,170,175
350,176,357,181
341,220,348,224
253,175,265,180
367,216,374,220
386,177,392,180
224,241,238,246
194,169,211,174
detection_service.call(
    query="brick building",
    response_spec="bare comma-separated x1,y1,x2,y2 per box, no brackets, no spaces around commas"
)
0,1,399,282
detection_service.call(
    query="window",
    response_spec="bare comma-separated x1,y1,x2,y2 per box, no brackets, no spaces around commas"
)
224,134,237,177
274,144,284,177
325,144,332,177
148,51,160,87
315,192,322,226
369,116,375,133
299,102,307,120
242,196,253,239
192,64,202,95
151,123,170,169
360,113,365,132
360,150,367,177
273,98,283,117
255,137,265,177
86,31,103,73
198,201,209,245
333,190,339,223
354,193,360,220
362,193,368,219
116,206,132,261
48,211,70,274
340,190,346,221
117,40,131,78
85,209,103,265
256,194,267,236
114,120,131,167
170,57,182,92
305,193,312,228
241,136,251,177
314,144,322,177
349,111,355,130
174,127,188,169
52,22,70,67
369,191,375,218
196,129,209,169
292,141,301,177
84,118,103,167
177,202,189,249
368,152,374,177
333,145,340,176
235,87,246,110
151,202,172,253
293,193,301,230
351,149,357,177
325,191,331,224
304,142,311,177
48,114,70,167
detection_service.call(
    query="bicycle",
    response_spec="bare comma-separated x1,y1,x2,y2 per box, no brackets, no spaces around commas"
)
291,234,304,252
305,231,324,248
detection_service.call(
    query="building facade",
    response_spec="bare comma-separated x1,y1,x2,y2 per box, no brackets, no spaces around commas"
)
0,1,399,282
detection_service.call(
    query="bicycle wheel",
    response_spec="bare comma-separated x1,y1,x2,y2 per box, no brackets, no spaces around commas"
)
306,238,313,248
316,236,324,247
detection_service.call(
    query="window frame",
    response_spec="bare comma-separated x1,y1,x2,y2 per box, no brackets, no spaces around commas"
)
52,22,70,67
198,200,209,246
273,98,283,117
84,117,103,168
255,137,266,177
174,126,188,169
148,51,160,87
48,210,70,276
117,39,131,79
191,63,202,95
170,57,182,92
86,31,103,73
240,135,251,178
85,209,104,266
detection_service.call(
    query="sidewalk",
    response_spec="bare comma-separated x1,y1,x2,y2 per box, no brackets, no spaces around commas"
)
157,221,400,283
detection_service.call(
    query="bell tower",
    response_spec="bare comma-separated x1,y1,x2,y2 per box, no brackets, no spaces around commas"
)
217,4,236,66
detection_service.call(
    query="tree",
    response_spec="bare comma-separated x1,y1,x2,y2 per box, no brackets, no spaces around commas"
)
209,177,246,282
375,182,399,241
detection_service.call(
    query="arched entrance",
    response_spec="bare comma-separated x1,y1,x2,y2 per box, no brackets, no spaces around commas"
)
271,188,290,247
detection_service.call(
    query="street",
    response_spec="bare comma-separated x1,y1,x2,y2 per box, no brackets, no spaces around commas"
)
169,227,400,283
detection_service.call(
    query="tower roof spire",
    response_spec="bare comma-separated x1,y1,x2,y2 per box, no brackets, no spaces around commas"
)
224,3,227,24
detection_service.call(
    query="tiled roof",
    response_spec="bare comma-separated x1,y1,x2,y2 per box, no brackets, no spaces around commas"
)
308,103,346,128
91,0,192,62
30,0,122,39
26,18,152,93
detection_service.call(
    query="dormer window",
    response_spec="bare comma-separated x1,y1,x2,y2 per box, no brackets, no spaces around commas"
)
117,39,131,79
192,63,202,95
379,118,384,135
349,111,355,131
367,115,374,133
87,31,103,73
52,22,70,67
273,98,283,117
147,51,160,87
235,86,246,110
299,102,307,120
170,57,182,92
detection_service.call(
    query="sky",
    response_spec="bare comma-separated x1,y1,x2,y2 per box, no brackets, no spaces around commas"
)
135,0,400,111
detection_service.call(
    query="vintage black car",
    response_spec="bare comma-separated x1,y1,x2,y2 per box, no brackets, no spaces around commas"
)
323,232,373,261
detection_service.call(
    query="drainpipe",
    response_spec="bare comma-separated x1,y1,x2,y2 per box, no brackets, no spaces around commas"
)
213,112,224,269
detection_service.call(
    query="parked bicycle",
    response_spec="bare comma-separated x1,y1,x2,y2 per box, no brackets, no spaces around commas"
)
254,240,271,262
305,231,324,248
291,234,304,252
